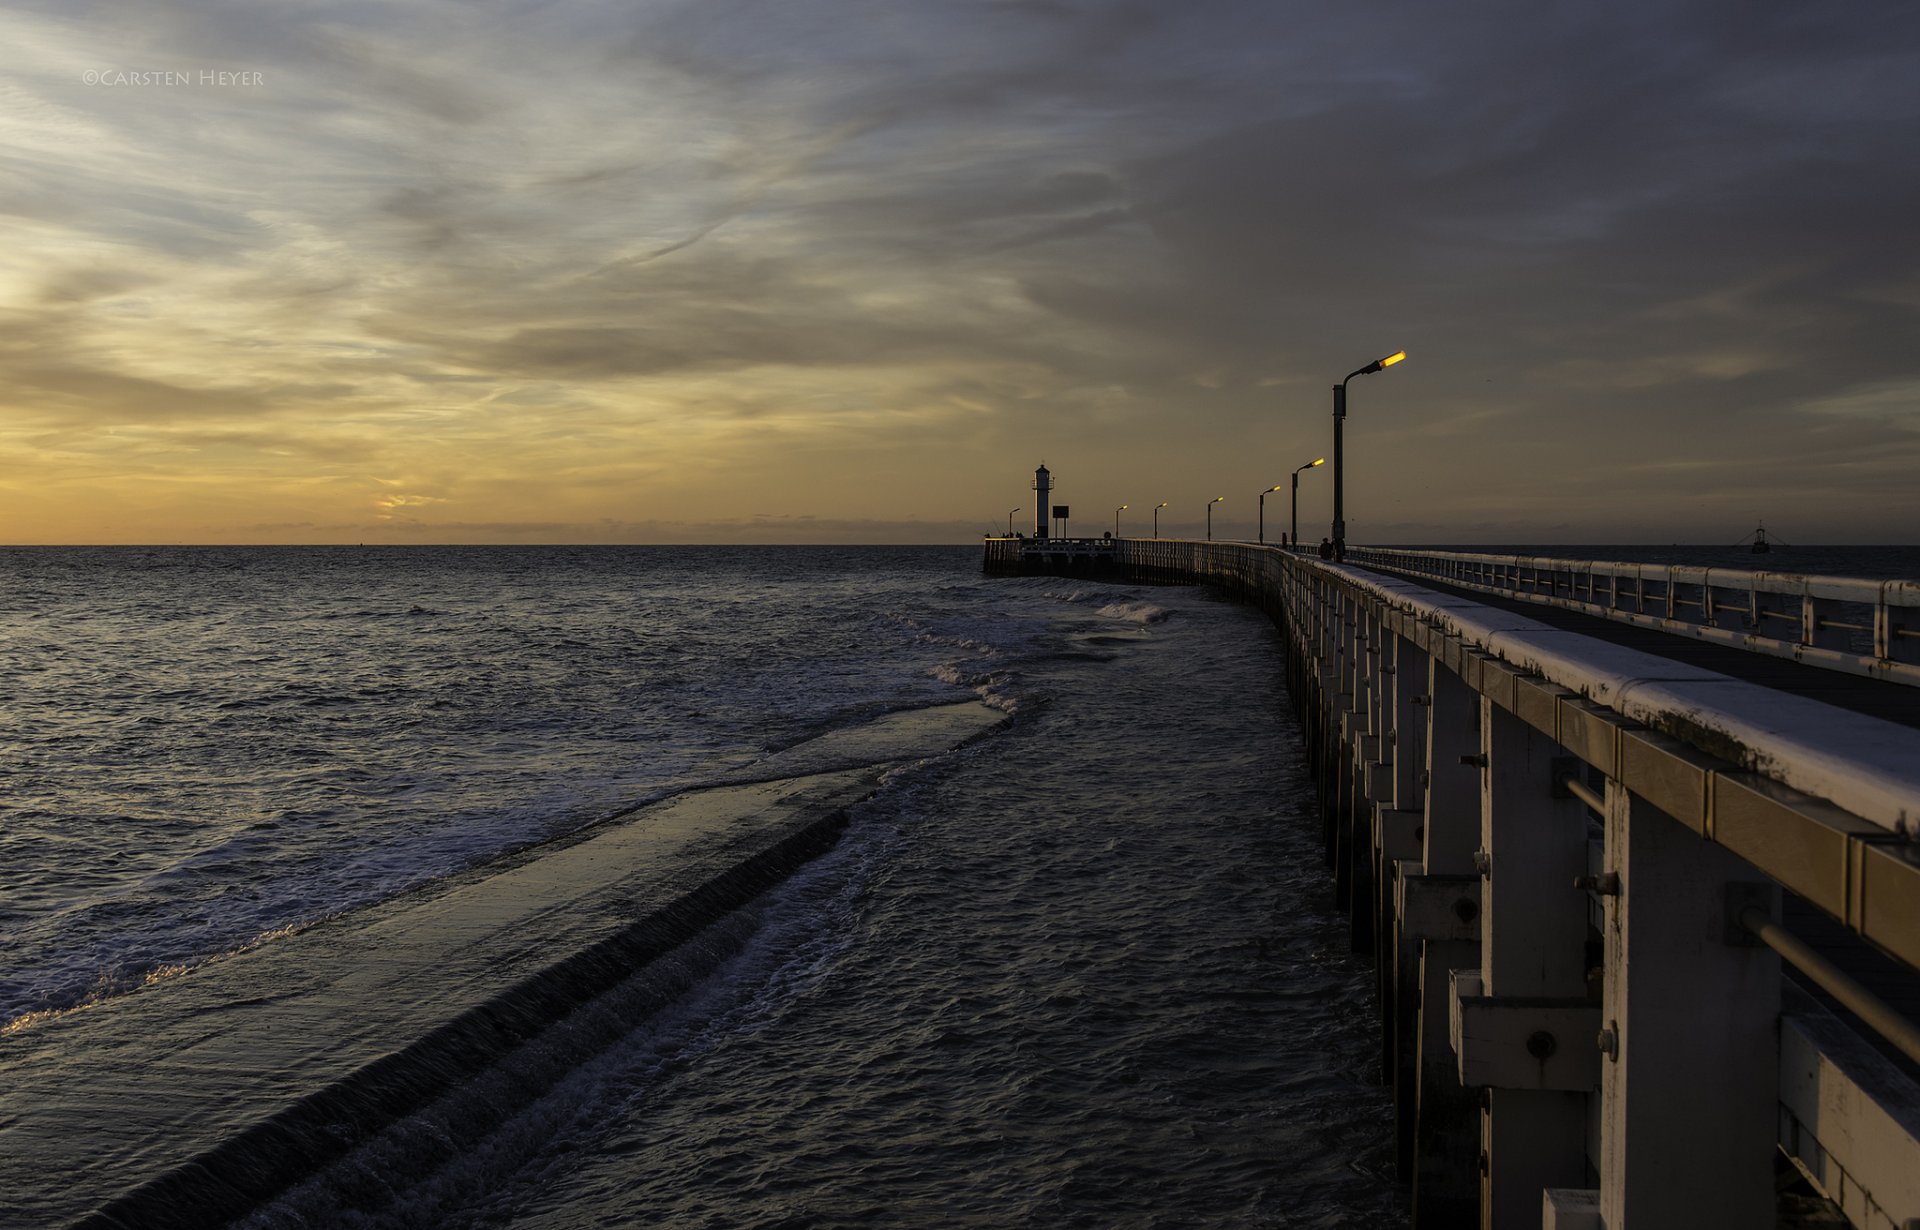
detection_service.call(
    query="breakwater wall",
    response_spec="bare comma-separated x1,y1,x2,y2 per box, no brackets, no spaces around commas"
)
987,536,1920,1229
0,703,1008,1230
77,810,852,1230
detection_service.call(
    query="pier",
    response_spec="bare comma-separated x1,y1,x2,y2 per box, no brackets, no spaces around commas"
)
986,535,1920,1229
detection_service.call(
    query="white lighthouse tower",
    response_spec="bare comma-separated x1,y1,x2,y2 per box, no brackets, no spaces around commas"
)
1032,463,1052,539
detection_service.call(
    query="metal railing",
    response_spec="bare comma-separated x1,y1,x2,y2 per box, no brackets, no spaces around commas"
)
1347,547,1920,687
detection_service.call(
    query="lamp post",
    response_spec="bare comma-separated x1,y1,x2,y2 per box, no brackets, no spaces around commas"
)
1290,457,1324,550
1258,485,1283,544
1332,350,1405,560
1206,496,1225,541
1152,501,1168,538
1114,504,1128,537
1007,507,1021,536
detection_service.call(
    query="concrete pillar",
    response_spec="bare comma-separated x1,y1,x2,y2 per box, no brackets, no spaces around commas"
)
1598,783,1780,1228
1411,656,1484,1226
1376,804,1423,1078
1423,659,1479,876
1339,593,1360,701
1414,936,1482,1227
1377,634,1432,1066
1392,638,1431,815
1477,700,1592,1229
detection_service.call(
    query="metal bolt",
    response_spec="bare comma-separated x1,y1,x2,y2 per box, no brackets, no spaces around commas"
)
1526,1030,1557,1060
1460,753,1489,767
1472,849,1492,876
1453,897,1479,924
1573,872,1621,896
1597,1022,1619,1061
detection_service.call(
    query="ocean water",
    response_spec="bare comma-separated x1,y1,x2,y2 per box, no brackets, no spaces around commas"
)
1,545,1401,1227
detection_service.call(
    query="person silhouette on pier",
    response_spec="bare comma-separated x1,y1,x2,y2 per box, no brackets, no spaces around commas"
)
1317,537,1334,560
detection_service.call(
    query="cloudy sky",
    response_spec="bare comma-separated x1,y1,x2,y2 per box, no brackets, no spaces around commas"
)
3,1,1917,544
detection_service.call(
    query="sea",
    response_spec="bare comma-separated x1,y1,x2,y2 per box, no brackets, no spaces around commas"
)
1,544,1403,1228
2,542,1911,1228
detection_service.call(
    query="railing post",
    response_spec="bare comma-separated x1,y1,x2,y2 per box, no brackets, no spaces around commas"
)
1802,593,1852,653
1598,781,1780,1227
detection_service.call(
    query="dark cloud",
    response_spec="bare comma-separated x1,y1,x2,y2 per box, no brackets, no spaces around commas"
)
5,0,1919,540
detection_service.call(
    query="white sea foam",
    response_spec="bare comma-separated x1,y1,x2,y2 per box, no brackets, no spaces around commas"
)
927,662,1021,713
1097,601,1173,625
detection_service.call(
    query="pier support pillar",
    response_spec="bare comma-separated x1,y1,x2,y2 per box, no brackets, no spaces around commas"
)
1409,657,1484,1227
1395,870,1479,1185
1413,937,1482,1227
1377,806,1424,1081
1346,728,1383,952
1597,783,1779,1228
1390,638,1430,815
1476,700,1592,1229
1423,660,1479,876
1334,705,1362,904
1376,634,1430,1073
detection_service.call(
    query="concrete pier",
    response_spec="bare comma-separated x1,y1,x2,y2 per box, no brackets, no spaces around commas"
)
987,536,1920,1229
0,702,1007,1230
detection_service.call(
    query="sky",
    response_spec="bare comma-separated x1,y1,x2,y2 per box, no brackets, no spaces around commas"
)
2,1,1917,545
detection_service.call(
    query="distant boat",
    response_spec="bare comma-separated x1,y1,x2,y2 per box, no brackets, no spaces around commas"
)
1735,522,1787,554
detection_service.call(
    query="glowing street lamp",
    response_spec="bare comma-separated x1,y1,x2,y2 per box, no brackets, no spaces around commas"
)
1152,501,1169,538
1114,504,1128,537
1206,495,1225,541
1291,457,1325,550
1258,485,1284,544
1007,507,1021,536
1332,350,1405,560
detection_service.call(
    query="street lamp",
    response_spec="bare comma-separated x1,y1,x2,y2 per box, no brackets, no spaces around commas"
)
1332,350,1404,560
1291,457,1325,550
1152,501,1169,538
1007,507,1021,536
1114,504,1128,537
1206,496,1225,541
1258,485,1283,544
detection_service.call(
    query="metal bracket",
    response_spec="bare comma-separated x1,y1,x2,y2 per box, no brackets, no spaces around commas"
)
1399,874,1482,942
1573,872,1621,897
1449,969,1603,1091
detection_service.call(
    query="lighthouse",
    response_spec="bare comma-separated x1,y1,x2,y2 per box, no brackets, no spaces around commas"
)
1032,463,1051,539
